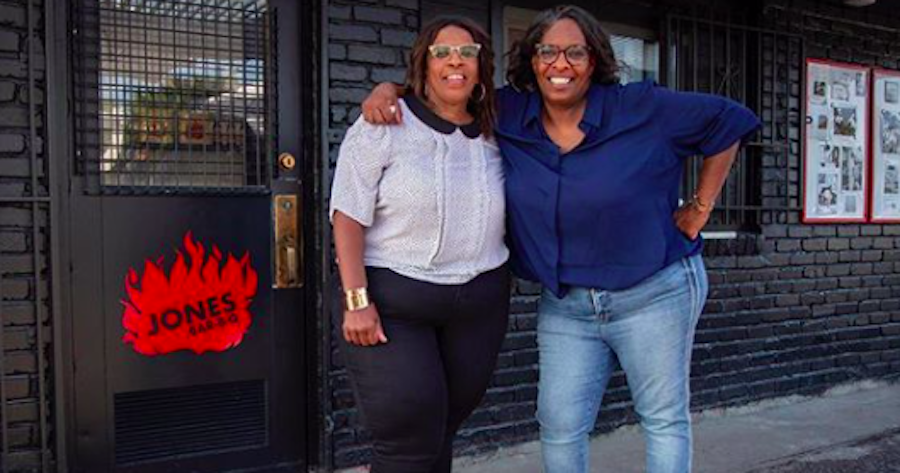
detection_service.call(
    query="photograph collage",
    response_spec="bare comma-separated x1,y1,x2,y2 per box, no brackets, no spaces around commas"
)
872,70,900,221
805,61,869,221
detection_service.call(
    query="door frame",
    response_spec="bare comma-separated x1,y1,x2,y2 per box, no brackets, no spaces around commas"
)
45,0,325,471
46,0,74,470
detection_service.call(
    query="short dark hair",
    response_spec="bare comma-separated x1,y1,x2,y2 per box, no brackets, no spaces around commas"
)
405,16,496,137
506,5,619,91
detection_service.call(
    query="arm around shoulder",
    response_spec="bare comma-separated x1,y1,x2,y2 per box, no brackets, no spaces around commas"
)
362,83,406,124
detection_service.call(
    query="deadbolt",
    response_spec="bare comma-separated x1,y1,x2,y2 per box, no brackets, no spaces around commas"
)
274,194,302,289
279,152,297,170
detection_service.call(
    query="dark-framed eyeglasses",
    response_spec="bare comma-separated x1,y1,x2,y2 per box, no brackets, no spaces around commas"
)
534,43,592,66
428,43,482,60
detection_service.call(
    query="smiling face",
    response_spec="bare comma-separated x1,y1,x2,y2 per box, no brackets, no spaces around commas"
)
425,26,480,112
531,18,595,109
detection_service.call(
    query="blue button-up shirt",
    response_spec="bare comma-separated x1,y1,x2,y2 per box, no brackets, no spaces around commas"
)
495,80,761,296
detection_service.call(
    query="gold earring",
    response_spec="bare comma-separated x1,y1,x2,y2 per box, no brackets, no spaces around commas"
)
472,83,486,103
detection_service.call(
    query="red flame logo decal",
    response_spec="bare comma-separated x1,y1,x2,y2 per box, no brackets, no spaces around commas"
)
122,232,259,356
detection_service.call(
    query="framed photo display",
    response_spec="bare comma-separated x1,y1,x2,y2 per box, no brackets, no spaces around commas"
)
871,68,900,222
803,59,870,222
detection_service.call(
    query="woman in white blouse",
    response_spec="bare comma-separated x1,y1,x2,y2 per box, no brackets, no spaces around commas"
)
329,17,509,473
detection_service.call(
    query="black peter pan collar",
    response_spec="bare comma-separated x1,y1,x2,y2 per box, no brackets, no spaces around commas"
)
405,94,481,139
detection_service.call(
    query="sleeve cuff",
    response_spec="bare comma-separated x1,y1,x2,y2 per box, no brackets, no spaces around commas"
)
328,204,374,227
699,106,762,157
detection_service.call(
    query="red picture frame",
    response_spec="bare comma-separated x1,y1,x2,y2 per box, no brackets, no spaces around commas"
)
802,58,871,223
869,68,900,223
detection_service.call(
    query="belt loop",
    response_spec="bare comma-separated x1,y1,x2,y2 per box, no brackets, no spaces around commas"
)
588,288,600,316
599,291,611,323
684,254,700,317
591,289,610,322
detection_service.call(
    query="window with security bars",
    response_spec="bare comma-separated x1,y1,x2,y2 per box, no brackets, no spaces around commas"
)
73,0,275,193
666,16,803,232
611,34,659,85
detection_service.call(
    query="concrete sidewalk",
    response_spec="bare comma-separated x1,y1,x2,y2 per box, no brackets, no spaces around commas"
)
452,381,900,473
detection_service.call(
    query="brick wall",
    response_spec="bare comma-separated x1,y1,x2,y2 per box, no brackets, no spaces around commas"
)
324,0,900,469
0,0,54,472
706,0,900,397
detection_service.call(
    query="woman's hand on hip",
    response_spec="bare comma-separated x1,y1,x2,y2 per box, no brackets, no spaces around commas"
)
674,204,711,241
362,83,403,125
343,305,389,347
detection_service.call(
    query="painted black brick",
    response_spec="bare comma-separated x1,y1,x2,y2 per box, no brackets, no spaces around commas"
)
329,5,351,20
381,28,417,47
370,66,406,84
0,82,14,101
329,44,347,61
0,0,52,470
347,44,399,65
331,25,378,42
0,30,18,52
740,0,900,405
354,6,404,25
0,4,25,28
324,0,900,469
0,57,27,78
330,64,368,82
385,0,418,9
330,87,373,105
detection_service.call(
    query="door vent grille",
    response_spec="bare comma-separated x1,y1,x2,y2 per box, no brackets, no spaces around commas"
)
114,380,268,465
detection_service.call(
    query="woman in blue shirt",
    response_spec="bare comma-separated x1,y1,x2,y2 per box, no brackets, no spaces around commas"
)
362,6,760,473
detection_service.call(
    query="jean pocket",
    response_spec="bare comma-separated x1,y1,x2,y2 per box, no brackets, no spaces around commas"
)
539,287,596,322
682,255,708,319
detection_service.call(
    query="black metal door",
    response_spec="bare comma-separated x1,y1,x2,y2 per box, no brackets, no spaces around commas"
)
68,1,310,471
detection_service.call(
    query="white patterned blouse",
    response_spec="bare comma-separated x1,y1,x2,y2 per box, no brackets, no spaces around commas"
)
329,95,509,285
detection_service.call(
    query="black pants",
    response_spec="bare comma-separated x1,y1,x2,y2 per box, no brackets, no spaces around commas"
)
335,265,510,473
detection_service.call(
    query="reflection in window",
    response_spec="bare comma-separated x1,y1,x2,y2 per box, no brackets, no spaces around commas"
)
500,7,659,86
610,35,660,84
78,0,273,191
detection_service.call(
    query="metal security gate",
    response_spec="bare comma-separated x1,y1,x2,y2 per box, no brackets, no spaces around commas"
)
65,0,315,471
72,0,275,194
666,16,805,231
0,0,57,471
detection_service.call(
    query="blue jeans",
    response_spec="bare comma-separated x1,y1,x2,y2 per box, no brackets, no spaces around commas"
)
537,254,708,473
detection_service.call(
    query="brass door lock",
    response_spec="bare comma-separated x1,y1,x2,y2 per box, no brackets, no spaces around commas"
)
274,195,302,288
279,152,297,171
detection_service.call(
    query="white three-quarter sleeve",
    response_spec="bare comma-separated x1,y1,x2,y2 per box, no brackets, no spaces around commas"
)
329,117,393,227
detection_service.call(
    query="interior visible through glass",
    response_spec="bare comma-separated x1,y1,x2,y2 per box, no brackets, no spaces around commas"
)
96,0,272,189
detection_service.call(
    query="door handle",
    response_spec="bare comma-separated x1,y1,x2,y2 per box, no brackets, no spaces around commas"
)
286,244,298,283
274,194,302,288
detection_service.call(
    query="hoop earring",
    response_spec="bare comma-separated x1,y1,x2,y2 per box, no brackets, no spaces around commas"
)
472,83,486,103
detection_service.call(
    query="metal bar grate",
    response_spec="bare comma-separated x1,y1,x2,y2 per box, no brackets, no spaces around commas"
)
667,16,804,231
114,380,268,465
73,0,276,195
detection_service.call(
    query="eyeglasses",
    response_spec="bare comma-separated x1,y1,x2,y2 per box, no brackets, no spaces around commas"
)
428,43,482,60
534,44,592,66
